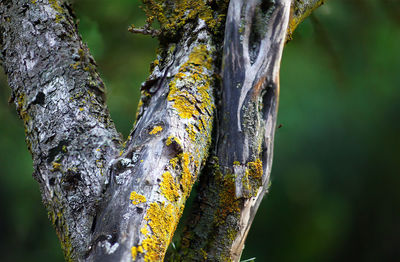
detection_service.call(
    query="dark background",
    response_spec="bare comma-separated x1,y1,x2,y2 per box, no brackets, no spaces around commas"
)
0,0,399,261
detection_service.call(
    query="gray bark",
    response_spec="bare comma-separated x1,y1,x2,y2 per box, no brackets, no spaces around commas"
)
0,0,324,261
173,0,291,260
0,0,121,259
87,18,217,262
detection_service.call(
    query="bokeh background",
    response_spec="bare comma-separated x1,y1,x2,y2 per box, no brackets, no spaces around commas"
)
0,0,399,261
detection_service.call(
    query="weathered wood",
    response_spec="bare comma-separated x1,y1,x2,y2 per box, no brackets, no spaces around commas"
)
174,0,291,261
86,1,229,261
174,0,326,261
87,25,217,262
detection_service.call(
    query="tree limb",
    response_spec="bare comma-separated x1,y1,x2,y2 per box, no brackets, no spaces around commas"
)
0,0,121,260
86,1,228,261
288,0,325,41
0,0,324,261
173,0,325,261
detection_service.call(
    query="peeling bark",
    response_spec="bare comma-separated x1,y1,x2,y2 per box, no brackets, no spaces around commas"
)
0,0,324,261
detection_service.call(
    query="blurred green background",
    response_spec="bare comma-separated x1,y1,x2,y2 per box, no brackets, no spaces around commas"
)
0,0,399,261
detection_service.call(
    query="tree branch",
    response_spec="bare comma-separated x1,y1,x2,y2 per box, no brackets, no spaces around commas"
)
86,1,228,261
0,0,121,260
173,0,324,261
1,0,324,261
287,0,325,40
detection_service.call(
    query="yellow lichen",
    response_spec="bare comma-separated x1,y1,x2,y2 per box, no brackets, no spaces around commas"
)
167,45,213,120
48,209,73,260
179,153,192,194
49,0,64,22
200,248,208,260
131,245,144,261
186,124,198,143
247,159,263,180
213,167,240,226
141,202,179,261
141,0,225,36
51,162,61,171
169,157,179,169
135,99,144,121
141,226,149,235
287,0,325,40
166,136,181,146
70,62,80,69
149,125,163,135
160,171,180,202
130,191,147,205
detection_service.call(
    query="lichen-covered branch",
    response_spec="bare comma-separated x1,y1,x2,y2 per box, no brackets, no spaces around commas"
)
173,0,322,261
288,0,325,40
1,0,324,261
86,1,228,261
0,0,121,260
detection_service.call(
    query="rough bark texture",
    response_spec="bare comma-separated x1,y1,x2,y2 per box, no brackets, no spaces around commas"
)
0,0,324,261
173,0,326,261
87,4,226,261
288,0,325,40
173,0,290,261
0,0,122,259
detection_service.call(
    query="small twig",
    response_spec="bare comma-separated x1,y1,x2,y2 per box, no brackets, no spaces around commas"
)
128,24,160,37
241,257,256,262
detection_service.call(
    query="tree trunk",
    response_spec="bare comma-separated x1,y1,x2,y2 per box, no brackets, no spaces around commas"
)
0,0,324,261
